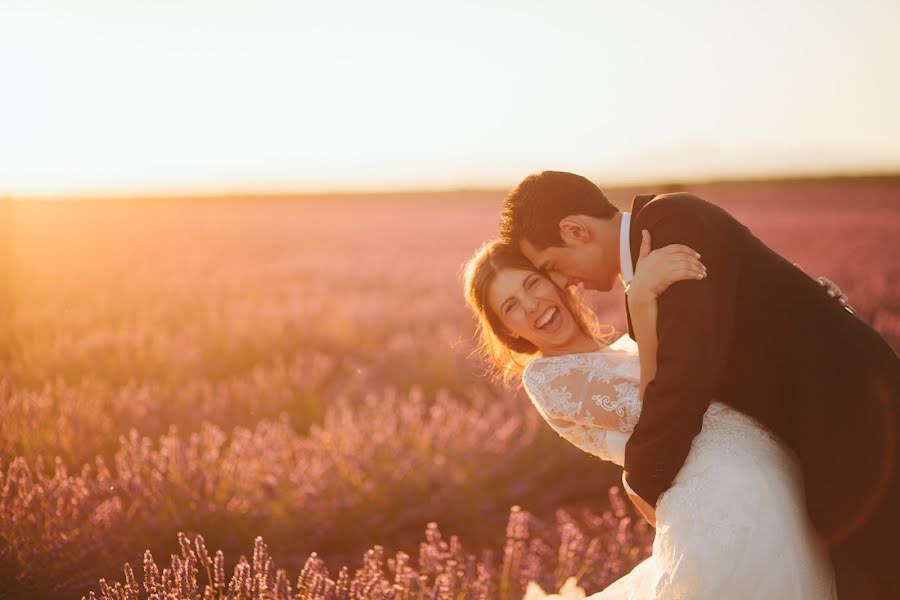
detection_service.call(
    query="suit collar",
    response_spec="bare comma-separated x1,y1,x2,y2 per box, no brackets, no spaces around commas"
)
623,194,655,340
628,194,656,271
619,212,634,283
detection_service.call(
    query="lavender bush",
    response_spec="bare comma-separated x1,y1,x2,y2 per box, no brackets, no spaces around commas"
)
81,488,652,600
0,385,617,597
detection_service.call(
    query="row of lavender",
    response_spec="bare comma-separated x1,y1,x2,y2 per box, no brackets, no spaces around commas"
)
82,492,652,600
0,385,622,597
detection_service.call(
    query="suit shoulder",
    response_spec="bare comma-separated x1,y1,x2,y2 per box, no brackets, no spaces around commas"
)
646,191,710,210
638,192,717,223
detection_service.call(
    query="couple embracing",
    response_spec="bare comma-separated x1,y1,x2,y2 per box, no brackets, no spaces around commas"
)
463,171,900,599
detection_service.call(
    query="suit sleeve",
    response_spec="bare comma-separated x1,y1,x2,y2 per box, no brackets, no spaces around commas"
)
623,207,739,506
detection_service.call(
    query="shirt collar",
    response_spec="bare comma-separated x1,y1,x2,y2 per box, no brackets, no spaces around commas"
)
619,212,634,285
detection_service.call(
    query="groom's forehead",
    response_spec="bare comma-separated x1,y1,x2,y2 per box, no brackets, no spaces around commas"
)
518,238,542,261
519,238,558,265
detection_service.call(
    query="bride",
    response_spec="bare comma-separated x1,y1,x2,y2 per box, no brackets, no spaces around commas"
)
463,236,841,599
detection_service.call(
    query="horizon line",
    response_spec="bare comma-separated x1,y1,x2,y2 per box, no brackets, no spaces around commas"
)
7,168,900,203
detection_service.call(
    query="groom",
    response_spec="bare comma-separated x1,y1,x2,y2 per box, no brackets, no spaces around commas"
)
499,170,900,599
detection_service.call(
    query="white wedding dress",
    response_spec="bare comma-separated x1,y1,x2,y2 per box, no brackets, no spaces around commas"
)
521,335,837,600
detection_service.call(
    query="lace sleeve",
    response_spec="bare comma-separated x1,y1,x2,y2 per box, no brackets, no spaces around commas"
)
521,350,641,465
522,351,641,432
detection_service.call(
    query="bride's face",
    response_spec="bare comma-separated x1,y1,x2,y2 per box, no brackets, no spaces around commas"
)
487,267,582,353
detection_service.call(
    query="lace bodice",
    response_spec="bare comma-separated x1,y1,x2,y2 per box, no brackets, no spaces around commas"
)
521,335,642,466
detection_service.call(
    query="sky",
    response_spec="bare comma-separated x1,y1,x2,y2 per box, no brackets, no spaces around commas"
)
2,0,899,197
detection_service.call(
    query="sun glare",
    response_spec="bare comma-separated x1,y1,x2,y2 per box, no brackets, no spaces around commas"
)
1,0,899,198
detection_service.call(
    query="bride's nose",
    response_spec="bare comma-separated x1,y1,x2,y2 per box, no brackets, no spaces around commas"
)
522,294,539,313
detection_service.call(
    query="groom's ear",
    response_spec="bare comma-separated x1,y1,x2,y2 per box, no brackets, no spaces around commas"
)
558,216,591,245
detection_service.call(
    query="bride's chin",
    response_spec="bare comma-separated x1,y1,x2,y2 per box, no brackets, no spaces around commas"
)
555,312,573,335
558,319,582,344
541,322,570,345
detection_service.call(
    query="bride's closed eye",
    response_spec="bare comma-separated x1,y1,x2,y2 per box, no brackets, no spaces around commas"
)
501,275,539,315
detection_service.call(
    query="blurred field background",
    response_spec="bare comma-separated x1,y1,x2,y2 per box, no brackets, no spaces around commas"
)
1,175,898,599
4,0,900,597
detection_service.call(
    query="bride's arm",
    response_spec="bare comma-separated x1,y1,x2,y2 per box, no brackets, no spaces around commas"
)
623,230,702,526
624,300,659,525
628,230,703,398
632,296,658,401
522,235,705,526
627,298,662,523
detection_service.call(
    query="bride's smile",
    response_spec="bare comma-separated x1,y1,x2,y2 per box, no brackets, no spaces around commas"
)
534,306,560,332
485,268,582,352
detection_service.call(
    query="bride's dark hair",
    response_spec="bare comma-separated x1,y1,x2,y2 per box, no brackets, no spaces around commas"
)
462,238,613,383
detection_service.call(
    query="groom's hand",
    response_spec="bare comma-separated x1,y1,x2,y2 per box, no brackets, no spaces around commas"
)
816,275,855,314
793,262,855,314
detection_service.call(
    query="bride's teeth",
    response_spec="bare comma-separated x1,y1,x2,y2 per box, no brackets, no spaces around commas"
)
536,307,556,328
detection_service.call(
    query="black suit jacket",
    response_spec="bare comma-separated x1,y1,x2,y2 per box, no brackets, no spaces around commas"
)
621,192,900,549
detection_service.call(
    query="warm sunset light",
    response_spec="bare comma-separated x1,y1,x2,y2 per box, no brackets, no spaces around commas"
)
2,0,899,197
5,4,900,599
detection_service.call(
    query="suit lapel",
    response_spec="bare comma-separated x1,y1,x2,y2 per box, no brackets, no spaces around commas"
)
625,194,656,339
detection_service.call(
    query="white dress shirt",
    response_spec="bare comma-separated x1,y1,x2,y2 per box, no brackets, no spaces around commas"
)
620,211,634,286
618,211,640,499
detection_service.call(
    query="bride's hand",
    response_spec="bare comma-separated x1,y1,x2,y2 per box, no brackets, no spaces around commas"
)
627,230,706,305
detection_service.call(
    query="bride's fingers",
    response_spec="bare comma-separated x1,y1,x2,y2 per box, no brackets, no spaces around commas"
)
668,268,706,282
661,243,699,256
667,261,706,276
662,244,701,258
664,248,706,268
654,243,698,258
659,250,702,264
667,257,706,274
664,249,699,261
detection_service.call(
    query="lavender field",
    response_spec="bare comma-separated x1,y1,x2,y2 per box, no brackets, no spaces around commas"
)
1,177,899,599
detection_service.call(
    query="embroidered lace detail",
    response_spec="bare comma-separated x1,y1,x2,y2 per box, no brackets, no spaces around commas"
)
596,382,641,432
522,349,642,433
554,422,612,463
521,347,643,465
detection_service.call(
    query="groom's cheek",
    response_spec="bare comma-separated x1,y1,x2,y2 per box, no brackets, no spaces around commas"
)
587,279,613,292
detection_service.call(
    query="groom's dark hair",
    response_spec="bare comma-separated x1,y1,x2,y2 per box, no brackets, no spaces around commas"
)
499,170,619,250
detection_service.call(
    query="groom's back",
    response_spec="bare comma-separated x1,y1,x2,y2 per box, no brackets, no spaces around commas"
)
639,191,900,545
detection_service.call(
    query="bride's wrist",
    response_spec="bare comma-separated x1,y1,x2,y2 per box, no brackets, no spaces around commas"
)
626,281,656,308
